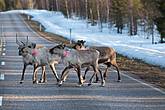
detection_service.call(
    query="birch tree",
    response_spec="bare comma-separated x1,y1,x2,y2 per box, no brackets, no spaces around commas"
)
0,0,6,11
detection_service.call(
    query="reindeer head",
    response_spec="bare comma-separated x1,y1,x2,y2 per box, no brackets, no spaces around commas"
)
49,43,66,55
74,40,86,50
16,34,36,55
77,40,86,46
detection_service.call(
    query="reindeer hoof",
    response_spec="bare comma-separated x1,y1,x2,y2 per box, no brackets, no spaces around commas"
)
58,81,63,86
88,83,92,86
39,80,43,83
39,80,47,83
58,84,62,87
101,80,105,87
33,80,38,84
20,81,23,84
77,83,83,87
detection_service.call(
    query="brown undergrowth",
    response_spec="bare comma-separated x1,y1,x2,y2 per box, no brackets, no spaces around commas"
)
22,14,165,89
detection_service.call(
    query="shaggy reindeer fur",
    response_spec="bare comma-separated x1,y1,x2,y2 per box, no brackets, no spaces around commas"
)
16,34,47,84
21,45,61,83
74,40,121,82
16,34,60,83
49,44,105,86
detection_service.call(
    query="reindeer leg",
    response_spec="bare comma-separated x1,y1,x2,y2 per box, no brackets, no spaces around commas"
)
88,65,97,86
20,64,27,84
76,65,83,87
74,67,85,83
103,63,111,80
58,65,72,86
62,70,69,82
94,69,101,83
43,66,47,82
112,64,121,82
39,66,46,83
88,65,105,87
33,64,39,84
50,64,59,83
98,68,105,87
83,66,90,80
88,72,95,86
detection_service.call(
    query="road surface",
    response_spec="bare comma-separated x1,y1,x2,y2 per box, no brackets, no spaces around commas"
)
0,13,165,110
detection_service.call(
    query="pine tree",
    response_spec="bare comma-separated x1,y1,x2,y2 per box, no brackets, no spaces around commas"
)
111,0,128,34
155,0,165,43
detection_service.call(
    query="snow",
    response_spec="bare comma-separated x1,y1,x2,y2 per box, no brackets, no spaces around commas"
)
1,10,165,68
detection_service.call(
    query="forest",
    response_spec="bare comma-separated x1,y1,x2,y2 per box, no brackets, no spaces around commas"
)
0,0,164,43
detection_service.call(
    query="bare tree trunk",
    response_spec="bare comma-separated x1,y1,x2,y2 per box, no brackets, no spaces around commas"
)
65,0,69,18
85,0,88,27
75,0,80,17
90,8,94,26
97,0,102,32
106,0,110,28
134,17,137,35
70,0,74,15
106,0,110,22
55,0,59,11
129,0,133,35
151,22,154,44
45,0,49,10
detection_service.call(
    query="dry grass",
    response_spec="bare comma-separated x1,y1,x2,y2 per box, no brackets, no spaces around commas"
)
22,14,165,89
117,54,165,88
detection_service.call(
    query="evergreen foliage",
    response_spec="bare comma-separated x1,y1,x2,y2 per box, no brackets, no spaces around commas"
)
0,0,164,42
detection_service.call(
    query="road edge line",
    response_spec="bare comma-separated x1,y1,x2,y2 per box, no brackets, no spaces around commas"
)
121,73,165,95
0,96,2,106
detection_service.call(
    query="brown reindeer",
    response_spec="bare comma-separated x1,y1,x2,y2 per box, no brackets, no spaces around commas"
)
74,40,121,82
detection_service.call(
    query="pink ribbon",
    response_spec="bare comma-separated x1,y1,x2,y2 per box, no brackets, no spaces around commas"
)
32,49,39,57
63,51,70,57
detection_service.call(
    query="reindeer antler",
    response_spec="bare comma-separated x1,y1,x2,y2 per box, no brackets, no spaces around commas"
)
26,36,29,45
16,33,21,45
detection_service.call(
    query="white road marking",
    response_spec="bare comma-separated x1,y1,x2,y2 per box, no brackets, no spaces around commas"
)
0,96,2,106
2,52,5,56
0,74,4,80
3,48,5,51
121,73,165,94
1,61,5,65
0,73,4,106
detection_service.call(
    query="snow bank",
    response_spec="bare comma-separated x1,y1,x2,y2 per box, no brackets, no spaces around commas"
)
2,10,165,68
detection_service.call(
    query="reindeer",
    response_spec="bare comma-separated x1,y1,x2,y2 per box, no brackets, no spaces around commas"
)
49,44,105,87
73,40,121,82
16,34,60,84
16,34,46,84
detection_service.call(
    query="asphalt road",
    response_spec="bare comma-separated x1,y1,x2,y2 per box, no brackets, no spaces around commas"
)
0,13,165,110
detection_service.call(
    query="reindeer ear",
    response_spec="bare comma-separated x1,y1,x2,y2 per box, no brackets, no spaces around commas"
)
16,33,21,45
32,43,36,48
83,40,86,44
63,44,66,49
59,42,66,49
26,36,29,45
